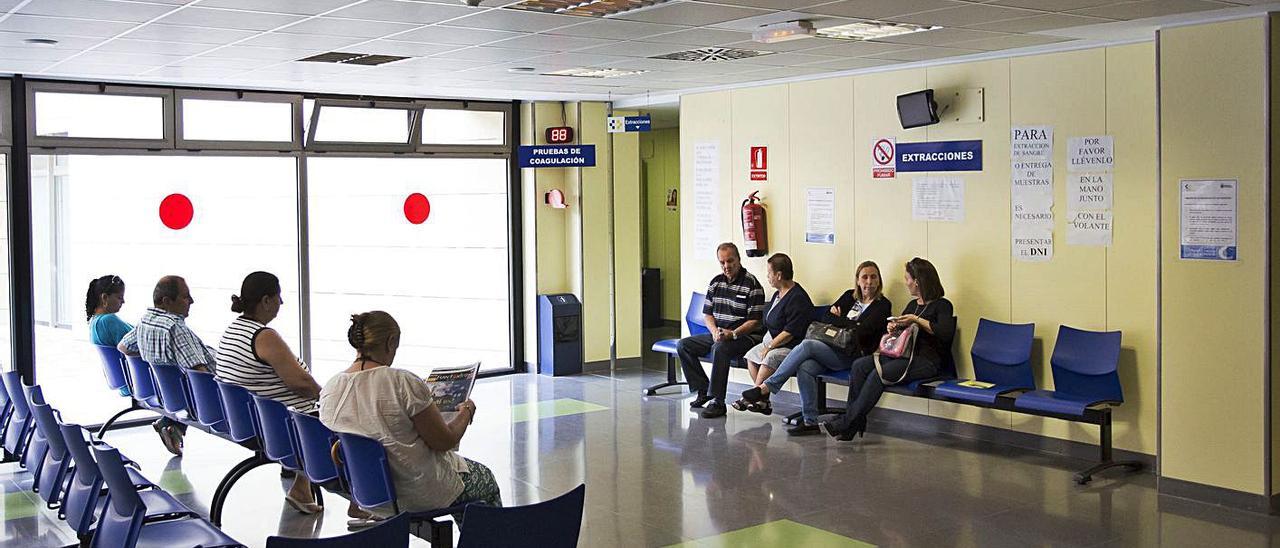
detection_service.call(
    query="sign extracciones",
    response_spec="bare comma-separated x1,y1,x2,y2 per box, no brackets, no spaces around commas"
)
896,140,983,172
607,115,652,133
518,145,597,168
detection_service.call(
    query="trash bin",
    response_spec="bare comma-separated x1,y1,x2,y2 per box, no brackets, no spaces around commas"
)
537,293,582,377
642,268,662,328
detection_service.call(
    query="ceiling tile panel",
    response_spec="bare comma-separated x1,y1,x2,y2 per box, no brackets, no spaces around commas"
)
987,0,1114,10
241,32,366,50
690,0,833,12
168,55,272,70
145,65,242,79
965,13,1113,32
1070,0,1234,20
0,31,104,50
719,38,840,53
574,40,689,57
866,45,981,61
432,46,544,62
281,17,419,38
17,0,178,23
196,0,359,15
949,33,1071,51
797,56,895,70
637,28,752,45
487,33,615,52
201,45,321,60
737,51,838,66
0,15,137,38
446,10,581,33
123,24,259,44
741,65,832,78
394,25,526,45
616,2,770,26
798,0,965,19
69,50,190,66
157,7,306,31
0,45,80,62
523,52,635,67
873,28,1008,46
895,4,1040,27
358,40,459,57
549,19,687,40
801,40,917,57
327,1,473,24
0,59,64,73
94,39,216,56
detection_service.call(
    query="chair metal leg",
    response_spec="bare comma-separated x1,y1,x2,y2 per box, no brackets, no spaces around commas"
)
644,355,688,396
209,453,270,526
96,402,155,439
1075,412,1143,484
429,519,453,548
311,482,325,509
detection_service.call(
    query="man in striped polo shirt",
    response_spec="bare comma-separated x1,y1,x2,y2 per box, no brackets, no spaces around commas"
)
677,242,766,418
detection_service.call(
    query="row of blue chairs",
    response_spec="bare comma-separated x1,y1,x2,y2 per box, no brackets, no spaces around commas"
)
0,371,243,547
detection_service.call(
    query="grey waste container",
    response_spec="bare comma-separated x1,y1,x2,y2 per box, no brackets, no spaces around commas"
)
537,294,582,377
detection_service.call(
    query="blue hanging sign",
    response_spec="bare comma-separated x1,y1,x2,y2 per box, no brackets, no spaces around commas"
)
518,144,597,168
607,115,652,133
896,140,983,172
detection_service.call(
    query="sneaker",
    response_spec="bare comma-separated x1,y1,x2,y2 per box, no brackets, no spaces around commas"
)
786,422,820,436
689,394,714,409
153,421,183,457
700,401,727,419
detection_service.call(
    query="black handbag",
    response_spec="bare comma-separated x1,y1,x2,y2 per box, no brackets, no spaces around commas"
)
805,321,857,354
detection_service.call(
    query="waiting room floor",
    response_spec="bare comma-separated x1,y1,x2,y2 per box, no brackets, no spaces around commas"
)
3,329,1280,547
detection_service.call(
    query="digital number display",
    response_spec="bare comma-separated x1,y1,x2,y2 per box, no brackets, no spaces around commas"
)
546,126,574,144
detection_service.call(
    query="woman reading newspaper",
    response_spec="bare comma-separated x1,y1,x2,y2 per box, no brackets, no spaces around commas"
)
319,311,501,526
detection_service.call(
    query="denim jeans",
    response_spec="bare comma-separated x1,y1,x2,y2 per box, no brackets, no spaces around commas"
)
762,340,856,424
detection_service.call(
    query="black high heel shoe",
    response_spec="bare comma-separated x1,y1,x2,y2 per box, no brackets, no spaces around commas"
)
822,416,866,442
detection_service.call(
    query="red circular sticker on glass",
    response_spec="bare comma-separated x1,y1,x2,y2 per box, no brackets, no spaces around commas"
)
404,193,431,224
159,193,194,230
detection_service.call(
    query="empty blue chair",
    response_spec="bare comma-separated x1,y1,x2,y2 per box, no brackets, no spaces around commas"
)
124,356,162,410
0,379,12,444
289,410,340,486
17,381,48,481
150,363,192,418
184,369,229,435
93,344,132,396
214,379,258,446
934,319,1036,404
57,423,193,538
1014,325,1141,483
1,371,34,460
89,444,242,548
29,401,72,508
251,395,301,471
457,484,584,548
646,292,749,395
266,512,409,548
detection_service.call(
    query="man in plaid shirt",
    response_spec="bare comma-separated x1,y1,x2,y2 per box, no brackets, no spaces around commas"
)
119,275,216,456
676,242,765,418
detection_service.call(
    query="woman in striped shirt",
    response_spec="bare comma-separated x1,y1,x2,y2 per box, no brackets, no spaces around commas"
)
214,272,332,516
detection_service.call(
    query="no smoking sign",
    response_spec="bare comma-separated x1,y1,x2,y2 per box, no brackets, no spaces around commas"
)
872,137,896,179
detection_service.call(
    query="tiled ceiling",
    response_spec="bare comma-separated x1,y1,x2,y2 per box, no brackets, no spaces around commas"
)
0,0,1270,102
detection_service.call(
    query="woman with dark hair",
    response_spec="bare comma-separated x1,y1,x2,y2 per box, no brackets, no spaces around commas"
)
215,271,347,517
733,253,813,415
87,275,132,396
822,258,955,441
320,311,501,524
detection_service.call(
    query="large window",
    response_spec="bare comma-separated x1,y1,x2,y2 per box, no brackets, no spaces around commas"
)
32,155,300,423
307,157,512,381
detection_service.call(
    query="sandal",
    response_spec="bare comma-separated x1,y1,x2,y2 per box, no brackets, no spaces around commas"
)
730,398,751,411
747,400,773,416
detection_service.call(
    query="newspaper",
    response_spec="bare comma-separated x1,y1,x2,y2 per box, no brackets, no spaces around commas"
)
423,362,479,417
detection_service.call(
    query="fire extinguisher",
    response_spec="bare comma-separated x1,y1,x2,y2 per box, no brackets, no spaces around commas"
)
741,191,768,258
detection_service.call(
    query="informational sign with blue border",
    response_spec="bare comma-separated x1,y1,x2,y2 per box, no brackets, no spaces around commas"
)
518,145,596,168
896,140,983,172
607,115,652,133
1180,178,1237,261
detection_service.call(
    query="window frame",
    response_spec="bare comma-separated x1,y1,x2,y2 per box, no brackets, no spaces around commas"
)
304,99,422,153
175,89,303,151
0,80,12,147
416,99,511,154
27,82,174,149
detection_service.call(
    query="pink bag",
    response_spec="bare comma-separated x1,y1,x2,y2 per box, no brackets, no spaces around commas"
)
877,324,918,359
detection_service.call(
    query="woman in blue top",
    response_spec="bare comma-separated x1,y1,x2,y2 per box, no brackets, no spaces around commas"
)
87,275,132,396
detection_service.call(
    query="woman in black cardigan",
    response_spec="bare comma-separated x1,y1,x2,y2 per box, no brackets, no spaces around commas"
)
823,257,956,441
742,260,892,434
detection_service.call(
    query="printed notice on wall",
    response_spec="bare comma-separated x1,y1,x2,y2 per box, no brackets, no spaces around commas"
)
1068,172,1112,211
1067,210,1112,246
804,186,835,244
692,141,721,259
1180,179,1237,261
912,176,965,223
1067,135,1114,173
1013,226,1053,263
1012,126,1053,160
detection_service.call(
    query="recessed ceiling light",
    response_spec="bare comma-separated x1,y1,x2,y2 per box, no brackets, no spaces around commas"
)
23,38,59,47
752,20,814,44
545,67,647,78
507,67,537,73
816,21,939,41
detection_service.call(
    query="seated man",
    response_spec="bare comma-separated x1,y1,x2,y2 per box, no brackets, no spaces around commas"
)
676,242,765,419
119,275,216,456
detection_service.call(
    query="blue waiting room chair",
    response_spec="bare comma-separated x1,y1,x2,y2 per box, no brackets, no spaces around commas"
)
1,371,36,462
288,410,341,488
184,368,230,435
645,292,710,395
124,356,163,412
89,444,242,548
93,343,132,396
933,318,1036,404
266,512,410,548
457,484,586,548
334,432,465,546
1013,325,1143,483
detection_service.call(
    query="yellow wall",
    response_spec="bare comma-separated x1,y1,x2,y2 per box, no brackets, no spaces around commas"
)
612,110,643,361
1160,18,1269,495
641,128,682,321
680,42,1159,456
1272,13,1280,497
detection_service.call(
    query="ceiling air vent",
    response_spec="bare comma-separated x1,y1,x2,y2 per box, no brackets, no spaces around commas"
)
650,47,773,62
297,51,410,66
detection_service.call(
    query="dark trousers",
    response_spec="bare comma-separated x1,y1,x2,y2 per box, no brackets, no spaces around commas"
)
675,333,756,402
833,354,937,429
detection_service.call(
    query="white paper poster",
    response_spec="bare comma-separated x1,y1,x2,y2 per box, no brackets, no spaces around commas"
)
1068,172,1112,211
1180,179,1237,261
1013,226,1054,263
804,187,835,244
1067,135,1114,173
912,176,965,223
1067,210,1113,246
692,141,721,259
1012,126,1053,160
1011,158,1054,227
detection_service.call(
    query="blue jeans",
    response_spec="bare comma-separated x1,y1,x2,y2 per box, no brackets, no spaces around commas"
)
762,340,856,424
